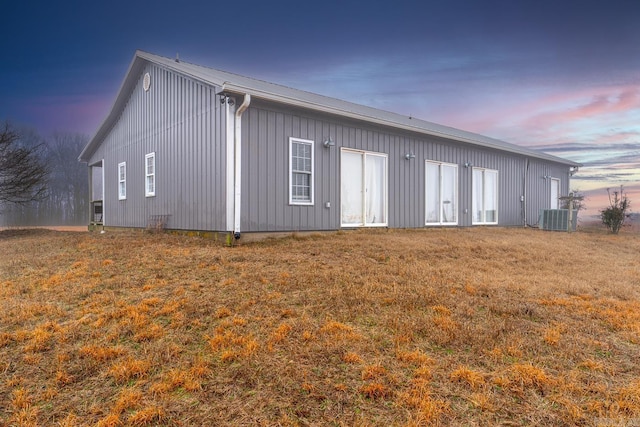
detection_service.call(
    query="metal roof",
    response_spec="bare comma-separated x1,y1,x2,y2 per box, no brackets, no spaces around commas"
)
79,50,581,167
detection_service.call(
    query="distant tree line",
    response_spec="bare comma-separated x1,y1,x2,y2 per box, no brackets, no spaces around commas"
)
0,122,89,226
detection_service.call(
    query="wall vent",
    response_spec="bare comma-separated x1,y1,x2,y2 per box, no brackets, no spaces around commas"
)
143,73,151,92
539,209,576,232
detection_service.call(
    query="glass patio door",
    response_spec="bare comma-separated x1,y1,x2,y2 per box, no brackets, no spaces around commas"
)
425,161,458,225
341,149,387,227
472,168,498,224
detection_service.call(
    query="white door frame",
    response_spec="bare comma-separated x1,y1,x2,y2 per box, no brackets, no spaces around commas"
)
340,148,388,227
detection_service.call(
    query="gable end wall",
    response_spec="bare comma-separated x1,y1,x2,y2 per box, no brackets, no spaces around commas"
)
87,63,227,230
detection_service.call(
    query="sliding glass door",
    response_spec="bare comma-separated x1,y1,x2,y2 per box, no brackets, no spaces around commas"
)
472,168,498,224
425,161,458,225
341,149,387,227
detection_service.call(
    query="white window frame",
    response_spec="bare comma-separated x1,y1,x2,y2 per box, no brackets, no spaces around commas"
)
289,137,314,205
118,162,126,200
550,178,560,209
472,167,499,225
425,160,458,226
145,152,155,197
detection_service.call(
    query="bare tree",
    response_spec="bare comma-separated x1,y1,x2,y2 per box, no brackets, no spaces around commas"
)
45,132,89,224
560,189,586,212
0,122,49,206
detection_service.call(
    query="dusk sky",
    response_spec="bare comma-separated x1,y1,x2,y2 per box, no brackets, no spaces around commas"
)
1,0,639,217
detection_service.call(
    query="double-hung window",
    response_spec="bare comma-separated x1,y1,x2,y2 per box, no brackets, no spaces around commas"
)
472,168,498,224
145,152,155,197
425,161,457,225
118,162,126,200
289,138,314,205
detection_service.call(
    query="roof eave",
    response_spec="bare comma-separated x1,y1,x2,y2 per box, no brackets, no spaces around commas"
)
78,51,148,162
221,83,581,167
79,50,581,169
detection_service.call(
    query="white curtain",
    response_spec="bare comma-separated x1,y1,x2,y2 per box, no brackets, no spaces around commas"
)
442,164,457,223
472,169,483,223
341,151,363,225
426,162,440,223
426,162,457,224
365,154,385,224
341,151,386,226
485,170,497,222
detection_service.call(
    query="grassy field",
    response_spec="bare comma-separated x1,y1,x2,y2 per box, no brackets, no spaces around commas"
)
1,227,639,426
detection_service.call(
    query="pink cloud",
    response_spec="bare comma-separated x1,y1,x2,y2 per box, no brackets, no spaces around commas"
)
443,82,640,221
438,83,640,144
595,130,640,145
563,88,639,119
580,184,640,217
522,85,640,134
21,95,111,135
616,89,640,111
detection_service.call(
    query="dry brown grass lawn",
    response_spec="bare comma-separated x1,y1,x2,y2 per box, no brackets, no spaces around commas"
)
1,226,639,426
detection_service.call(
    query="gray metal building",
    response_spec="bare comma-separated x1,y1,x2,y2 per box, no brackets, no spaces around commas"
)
79,51,580,237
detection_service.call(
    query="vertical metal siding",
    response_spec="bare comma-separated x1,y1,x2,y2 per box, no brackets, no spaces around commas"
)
241,99,572,231
522,160,572,227
87,63,227,231
89,70,572,233
243,103,339,231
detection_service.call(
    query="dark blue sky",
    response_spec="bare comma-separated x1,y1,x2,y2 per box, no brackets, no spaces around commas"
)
1,0,639,213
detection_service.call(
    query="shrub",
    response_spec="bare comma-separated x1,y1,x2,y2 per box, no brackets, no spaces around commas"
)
600,186,630,234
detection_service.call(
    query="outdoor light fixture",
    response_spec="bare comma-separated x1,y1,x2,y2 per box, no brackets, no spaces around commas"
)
404,151,416,160
464,162,473,168
323,137,335,148
219,94,235,105
542,175,550,180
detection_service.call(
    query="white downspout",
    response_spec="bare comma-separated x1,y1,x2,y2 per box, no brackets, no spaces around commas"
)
101,159,105,226
233,94,251,239
225,99,234,232
88,166,93,224
523,158,529,227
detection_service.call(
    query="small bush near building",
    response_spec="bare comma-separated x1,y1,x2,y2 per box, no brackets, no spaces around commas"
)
601,186,630,234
